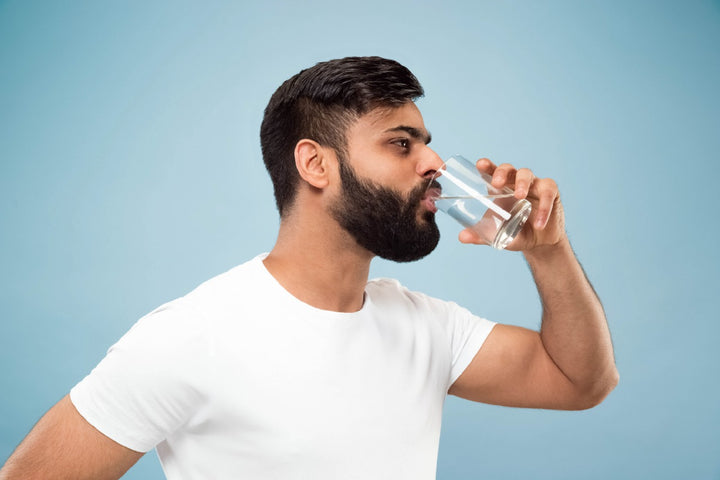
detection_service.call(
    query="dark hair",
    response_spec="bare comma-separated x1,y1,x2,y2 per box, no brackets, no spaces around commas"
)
260,56,424,216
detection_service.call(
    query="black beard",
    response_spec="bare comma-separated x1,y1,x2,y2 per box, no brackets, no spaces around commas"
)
330,160,440,263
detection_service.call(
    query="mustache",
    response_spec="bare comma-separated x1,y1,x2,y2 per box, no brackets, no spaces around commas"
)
406,177,441,207
417,178,441,197
410,179,433,200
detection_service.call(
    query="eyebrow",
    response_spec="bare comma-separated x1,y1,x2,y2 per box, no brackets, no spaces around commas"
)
384,125,432,145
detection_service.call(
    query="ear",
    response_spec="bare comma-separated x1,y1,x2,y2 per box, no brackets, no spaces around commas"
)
294,139,332,189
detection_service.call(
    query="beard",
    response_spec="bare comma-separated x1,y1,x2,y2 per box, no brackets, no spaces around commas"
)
330,159,440,263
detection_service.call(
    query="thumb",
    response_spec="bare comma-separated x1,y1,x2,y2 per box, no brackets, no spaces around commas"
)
458,228,486,245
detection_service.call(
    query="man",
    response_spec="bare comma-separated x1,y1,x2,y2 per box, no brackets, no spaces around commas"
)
0,56,618,479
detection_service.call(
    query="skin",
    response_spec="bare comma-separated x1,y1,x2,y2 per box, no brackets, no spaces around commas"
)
0,395,143,479
0,101,618,479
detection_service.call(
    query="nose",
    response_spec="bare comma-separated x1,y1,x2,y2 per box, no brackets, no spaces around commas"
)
417,146,444,179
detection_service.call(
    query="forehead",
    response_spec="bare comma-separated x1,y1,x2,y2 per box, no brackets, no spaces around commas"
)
348,102,429,141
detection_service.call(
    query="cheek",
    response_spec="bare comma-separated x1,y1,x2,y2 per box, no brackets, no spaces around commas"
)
376,160,421,190
353,155,396,181
347,146,420,191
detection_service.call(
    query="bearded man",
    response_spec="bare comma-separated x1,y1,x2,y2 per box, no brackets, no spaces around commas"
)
0,56,618,480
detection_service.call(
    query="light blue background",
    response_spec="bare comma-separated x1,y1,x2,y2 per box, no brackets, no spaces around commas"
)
1,1,718,478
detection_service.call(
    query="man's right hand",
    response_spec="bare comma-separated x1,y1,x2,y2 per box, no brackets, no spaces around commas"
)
0,395,143,480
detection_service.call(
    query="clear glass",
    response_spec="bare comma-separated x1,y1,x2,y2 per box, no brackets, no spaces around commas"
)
427,155,532,249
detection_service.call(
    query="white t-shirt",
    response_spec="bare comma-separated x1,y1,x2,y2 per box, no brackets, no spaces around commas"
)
70,254,496,479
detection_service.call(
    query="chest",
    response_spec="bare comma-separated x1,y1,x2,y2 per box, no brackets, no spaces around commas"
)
202,309,450,458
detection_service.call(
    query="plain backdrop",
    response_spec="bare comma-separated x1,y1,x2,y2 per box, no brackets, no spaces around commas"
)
1,1,719,478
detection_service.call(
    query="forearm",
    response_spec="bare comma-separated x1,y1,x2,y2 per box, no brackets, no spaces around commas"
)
525,238,618,401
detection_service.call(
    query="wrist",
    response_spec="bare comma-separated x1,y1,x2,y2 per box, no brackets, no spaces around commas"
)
523,236,573,264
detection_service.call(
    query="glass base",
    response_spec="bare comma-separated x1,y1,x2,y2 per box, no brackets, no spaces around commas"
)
491,199,532,249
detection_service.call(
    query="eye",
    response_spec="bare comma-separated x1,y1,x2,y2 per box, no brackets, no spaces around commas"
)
392,138,411,150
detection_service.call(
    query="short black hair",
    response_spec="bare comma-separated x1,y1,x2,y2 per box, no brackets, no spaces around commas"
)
260,56,424,216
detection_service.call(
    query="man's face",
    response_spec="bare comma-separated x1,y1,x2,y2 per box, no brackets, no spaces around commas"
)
329,103,443,262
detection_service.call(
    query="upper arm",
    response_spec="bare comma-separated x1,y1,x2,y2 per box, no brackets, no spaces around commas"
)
0,395,143,480
448,324,590,410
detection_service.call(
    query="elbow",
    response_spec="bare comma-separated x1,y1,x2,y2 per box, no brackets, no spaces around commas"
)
569,366,620,411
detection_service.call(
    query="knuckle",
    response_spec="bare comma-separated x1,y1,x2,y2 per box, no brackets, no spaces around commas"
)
538,178,557,192
518,167,533,176
518,169,534,183
476,158,493,168
542,178,558,189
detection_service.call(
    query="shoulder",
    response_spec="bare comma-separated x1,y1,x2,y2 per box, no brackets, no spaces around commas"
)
366,276,495,331
173,253,269,318
108,299,208,363
115,255,266,350
366,277,461,317
110,253,278,357
185,254,267,302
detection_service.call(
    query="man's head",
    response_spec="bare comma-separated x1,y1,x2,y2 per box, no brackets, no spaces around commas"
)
260,56,424,217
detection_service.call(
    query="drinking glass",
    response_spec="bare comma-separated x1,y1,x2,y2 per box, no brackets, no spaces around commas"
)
427,155,532,249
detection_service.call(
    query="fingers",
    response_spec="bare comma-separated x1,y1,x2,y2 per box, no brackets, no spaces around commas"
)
476,158,496,174
491,163,516,189
476,159,534,199
513,168,534,199
531,178,558,229
475,157,559,229
458,228,484,245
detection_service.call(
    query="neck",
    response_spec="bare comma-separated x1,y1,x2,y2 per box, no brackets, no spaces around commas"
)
263,210,373,313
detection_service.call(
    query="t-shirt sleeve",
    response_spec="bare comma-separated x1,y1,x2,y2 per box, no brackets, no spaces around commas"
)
70,300,210,452
442,300,496,387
